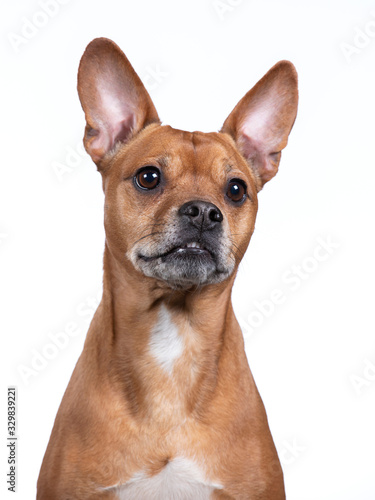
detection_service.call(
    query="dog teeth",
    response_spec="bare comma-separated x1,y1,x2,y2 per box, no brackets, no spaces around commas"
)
186,242,201,249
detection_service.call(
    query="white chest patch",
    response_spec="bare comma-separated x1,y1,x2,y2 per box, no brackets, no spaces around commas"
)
115,457,222,500
148,305,183,374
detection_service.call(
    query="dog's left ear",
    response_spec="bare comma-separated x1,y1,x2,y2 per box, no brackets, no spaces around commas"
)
221,61,298,191
77,38,160,167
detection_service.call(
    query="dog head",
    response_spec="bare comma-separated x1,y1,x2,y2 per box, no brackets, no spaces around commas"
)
77,38,298,289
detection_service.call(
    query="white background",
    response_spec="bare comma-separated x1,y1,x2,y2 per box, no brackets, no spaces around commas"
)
2,0,375,498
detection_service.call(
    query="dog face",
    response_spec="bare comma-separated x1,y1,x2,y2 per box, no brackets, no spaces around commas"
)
77,38,298,289
101,125,258,288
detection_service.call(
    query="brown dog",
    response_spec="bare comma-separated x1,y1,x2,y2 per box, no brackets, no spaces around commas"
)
37,38,298,499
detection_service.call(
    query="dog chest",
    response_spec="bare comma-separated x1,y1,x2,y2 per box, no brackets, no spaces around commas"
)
115,456,222,499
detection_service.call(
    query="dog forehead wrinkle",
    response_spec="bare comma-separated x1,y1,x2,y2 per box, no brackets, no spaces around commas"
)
136,127,229,179
190,133,236,171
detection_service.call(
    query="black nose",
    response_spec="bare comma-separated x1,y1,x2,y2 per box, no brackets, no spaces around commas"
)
179,200,223,230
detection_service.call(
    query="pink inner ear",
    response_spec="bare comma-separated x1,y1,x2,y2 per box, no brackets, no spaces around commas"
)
237,96,291,185
87,117,135,163
221,60,298,189
78,38,161,165
88,79,137,161
240,97,285,156
239,132,276,184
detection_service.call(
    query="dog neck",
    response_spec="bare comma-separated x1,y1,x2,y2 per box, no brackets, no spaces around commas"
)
91,245,240,424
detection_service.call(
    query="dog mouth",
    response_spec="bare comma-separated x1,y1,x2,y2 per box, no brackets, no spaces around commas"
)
134,235,233,288
139,241,214,262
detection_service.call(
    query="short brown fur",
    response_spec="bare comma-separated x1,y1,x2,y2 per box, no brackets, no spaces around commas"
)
37,38,298,499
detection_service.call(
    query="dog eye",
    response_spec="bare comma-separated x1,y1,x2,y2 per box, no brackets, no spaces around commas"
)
226,179,247,203
135,167,160,190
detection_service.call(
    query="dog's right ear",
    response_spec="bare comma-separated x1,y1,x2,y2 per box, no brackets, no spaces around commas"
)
221,61,298,191
77,38,160,167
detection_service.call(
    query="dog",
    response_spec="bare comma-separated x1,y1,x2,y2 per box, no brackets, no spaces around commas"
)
37,38,298,499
